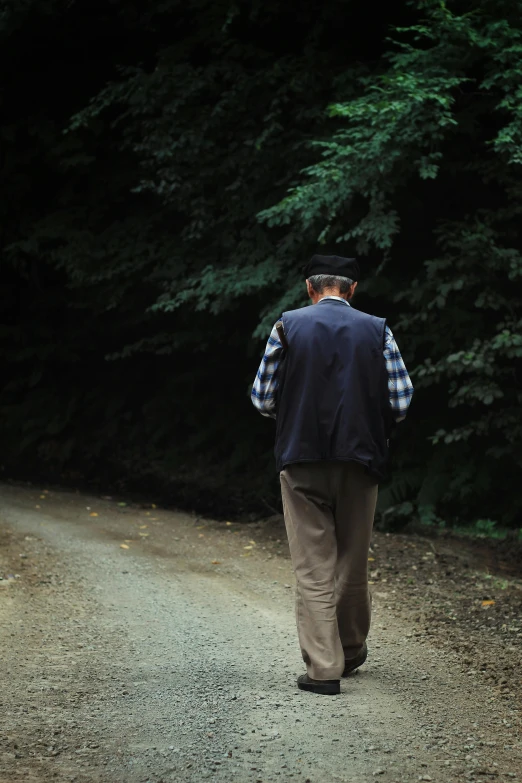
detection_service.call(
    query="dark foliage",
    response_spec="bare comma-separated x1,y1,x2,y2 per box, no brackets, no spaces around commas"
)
1,0,521,527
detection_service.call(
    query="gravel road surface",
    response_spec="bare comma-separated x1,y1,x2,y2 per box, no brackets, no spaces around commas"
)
0,484,520,783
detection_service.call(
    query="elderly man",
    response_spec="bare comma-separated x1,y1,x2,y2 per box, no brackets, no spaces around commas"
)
251,255,413,695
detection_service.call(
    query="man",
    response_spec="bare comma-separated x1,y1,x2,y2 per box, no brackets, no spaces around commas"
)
251,255,413,695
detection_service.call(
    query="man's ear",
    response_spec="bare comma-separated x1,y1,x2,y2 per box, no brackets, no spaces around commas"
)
306,279,314,299
348,281,358,300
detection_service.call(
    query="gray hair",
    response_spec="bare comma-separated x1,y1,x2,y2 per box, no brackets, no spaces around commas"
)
308,274,354,294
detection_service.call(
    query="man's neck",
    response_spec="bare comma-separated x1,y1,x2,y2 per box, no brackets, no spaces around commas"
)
312,293,350,305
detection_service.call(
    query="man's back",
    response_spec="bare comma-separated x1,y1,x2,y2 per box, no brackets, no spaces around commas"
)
275,298,392,478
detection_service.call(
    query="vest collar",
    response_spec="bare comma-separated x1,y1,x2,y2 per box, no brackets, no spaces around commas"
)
317,296,351,306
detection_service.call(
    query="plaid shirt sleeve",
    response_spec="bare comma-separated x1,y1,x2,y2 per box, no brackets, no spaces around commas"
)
251,323,283,419
384,325,414,422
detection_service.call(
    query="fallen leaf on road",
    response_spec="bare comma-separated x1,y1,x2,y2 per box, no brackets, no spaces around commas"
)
89,512,99,517
118,502,127,507
249,540,256,545
368,557,375,561
211,560,221,565
40,495,46,499
152,504,157,509
225,521,233,526
198,533,205,538
139,525,148,529
139,533,149,537
35,505,41,509
120,544,129,549
244,545,253,550
482,600,495,606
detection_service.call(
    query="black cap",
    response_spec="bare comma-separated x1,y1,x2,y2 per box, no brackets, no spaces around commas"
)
303,254,359,281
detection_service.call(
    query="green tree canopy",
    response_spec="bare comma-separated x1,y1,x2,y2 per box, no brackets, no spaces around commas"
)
1,0,521,526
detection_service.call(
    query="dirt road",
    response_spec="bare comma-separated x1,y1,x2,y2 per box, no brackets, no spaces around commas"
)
0,484,520,783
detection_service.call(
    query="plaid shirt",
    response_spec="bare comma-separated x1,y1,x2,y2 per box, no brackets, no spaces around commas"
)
251,297,413,422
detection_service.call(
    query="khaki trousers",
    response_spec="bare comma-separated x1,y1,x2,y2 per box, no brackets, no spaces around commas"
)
280,461,378,681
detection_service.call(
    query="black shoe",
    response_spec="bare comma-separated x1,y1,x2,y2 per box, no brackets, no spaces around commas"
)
297,674,340,695
342,642,368,677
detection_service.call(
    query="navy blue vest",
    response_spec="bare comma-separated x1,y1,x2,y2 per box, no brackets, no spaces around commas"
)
274,299,392,480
